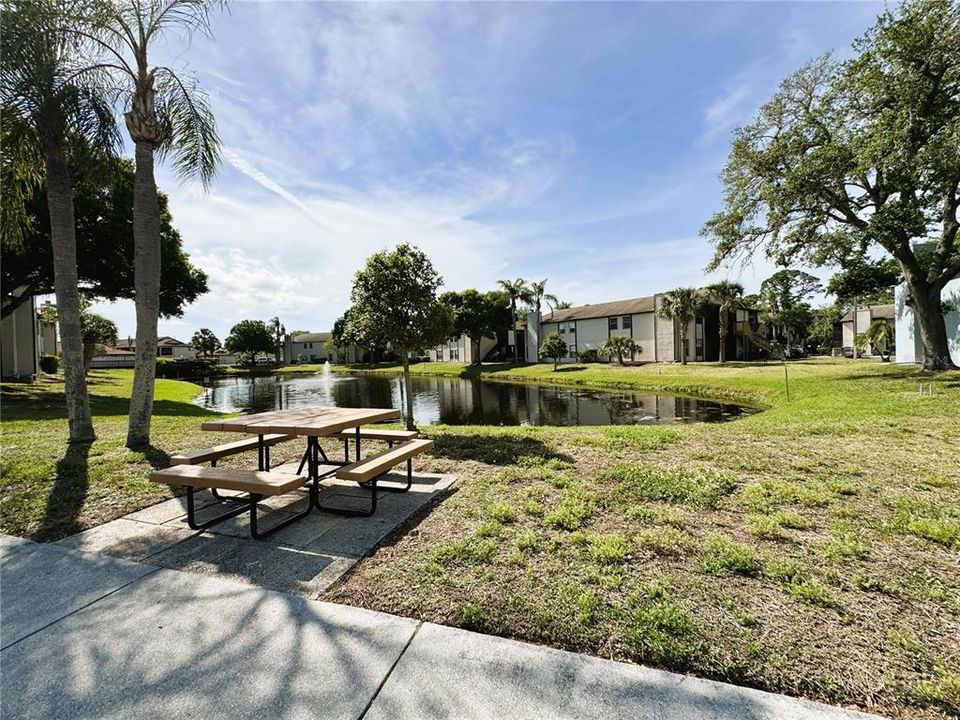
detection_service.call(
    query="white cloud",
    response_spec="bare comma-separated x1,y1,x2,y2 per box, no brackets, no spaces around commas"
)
703,83,753,143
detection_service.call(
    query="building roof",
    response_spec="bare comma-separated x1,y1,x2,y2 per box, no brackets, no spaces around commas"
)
292,332,331,343
95,346,135,356
841,304,895,322
543,295,656,322
115,336,189,350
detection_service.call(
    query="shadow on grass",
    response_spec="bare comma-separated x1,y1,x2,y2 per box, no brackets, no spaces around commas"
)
138,444,172,470
31,441,91,542
0,391,216,422
430,433,574,466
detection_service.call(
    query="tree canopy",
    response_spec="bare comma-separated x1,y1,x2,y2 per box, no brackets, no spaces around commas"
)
224,320,275,363
190,328,220,357
702,0,959,368
341,244,453,429
440,288,510,365
826,258,901,306
1,156,208,318
540,332,569,370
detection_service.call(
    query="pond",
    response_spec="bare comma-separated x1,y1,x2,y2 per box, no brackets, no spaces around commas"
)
195,368,755,426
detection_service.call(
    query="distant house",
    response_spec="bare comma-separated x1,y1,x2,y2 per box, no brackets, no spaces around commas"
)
894,279,960,365
116,336,196,359
840,304,895,356
90,346,136,369
284,332,333,364
1,290,40,380
525,292,763,363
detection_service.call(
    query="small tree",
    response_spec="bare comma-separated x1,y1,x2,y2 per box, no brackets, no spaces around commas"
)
268,316,284,363
657,287,700,365
343,244,454,430
856,319,895,361
224,320,275,365
441,288,511,366
599,335,640,366
190,328,219,358
540,332,569,370
80,311,118,371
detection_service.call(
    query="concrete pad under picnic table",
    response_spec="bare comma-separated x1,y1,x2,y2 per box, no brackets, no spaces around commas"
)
1,544,419,720
55,470,457,597
1,537,156,649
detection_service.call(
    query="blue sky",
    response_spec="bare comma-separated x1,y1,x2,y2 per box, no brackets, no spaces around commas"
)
92,1,885,342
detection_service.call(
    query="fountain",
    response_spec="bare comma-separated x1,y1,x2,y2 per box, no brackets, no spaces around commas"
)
321,360,333,380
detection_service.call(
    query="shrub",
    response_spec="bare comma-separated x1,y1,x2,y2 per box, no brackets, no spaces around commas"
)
577,348,600,363
700,534,761,576
39,355,59,374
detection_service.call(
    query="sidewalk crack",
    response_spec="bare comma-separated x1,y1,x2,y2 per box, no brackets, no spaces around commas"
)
357,620,422,720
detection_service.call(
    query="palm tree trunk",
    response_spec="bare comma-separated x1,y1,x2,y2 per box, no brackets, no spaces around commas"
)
680,329,688,365
718,313,728,364
126,140,162,448
45,148,95,443
510,298,519,364
402,355,415,431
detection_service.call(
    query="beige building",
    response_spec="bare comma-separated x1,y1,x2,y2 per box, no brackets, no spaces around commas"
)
425,334,499,364
841,304,895,356
285,332,333,363
526,293,762,363
116,336,196,358
1,292,40,380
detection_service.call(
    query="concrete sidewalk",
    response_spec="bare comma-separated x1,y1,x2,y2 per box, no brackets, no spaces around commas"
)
1,536,884,720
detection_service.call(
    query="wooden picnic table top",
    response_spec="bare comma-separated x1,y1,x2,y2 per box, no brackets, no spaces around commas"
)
200,406,402,437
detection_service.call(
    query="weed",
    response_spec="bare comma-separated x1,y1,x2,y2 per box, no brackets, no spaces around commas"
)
700,534,761,576
601,463,737,508
545,487,596,530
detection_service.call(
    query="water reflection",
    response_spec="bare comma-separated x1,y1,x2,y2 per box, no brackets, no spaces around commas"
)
196,373,754,426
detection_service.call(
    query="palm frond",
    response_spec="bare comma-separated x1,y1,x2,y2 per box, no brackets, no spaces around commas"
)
154,66,220,186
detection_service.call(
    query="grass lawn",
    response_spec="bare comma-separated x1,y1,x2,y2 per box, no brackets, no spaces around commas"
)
2,360,958,718
324,359,960,720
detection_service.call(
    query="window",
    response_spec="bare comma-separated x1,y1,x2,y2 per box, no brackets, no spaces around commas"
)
567,322,576,334
436,348,444,361
568,344,577,357
608,317,618,331
158,347,173,356
559,325,566,334
451,347,460,361
621,315,632,330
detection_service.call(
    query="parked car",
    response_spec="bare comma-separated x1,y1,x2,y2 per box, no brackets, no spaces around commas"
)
255,357,273,365
841,346,854,358
783,346,807,360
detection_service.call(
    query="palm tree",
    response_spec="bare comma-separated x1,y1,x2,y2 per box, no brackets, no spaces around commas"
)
89,1,222,447
856,319,894,361
657,287,700,365
705,280,744,363
599,335,640,366
1,2,119,443
524,279,559,321
496,278,529,363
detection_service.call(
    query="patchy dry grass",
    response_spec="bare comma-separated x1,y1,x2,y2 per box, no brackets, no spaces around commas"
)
326,359,960,719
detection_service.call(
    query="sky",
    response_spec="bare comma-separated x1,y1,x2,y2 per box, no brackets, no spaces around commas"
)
88,0,886,342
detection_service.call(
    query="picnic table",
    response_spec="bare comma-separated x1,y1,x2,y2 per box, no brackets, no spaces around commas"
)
151,406,433,538
200,406,403,480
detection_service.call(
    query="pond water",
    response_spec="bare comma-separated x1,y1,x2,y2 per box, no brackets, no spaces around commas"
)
195,367,755,426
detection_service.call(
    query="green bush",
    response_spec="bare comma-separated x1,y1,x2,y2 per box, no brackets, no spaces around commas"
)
39,355,59,374
577,348,600,363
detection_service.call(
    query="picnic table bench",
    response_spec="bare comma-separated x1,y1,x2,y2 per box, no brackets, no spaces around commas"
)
150,406,434,538
150,465,312,540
